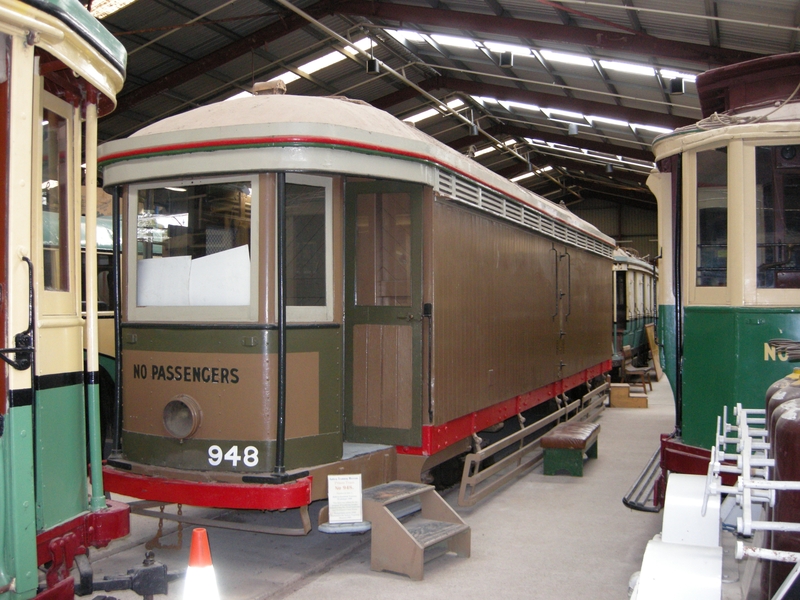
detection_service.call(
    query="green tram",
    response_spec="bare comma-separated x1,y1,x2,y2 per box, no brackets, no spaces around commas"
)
647,53,800,492
0,1,128,598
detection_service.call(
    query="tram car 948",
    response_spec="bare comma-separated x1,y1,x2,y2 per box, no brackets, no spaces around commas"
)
98,84,614,519
647,52,800,499
0,2,129,598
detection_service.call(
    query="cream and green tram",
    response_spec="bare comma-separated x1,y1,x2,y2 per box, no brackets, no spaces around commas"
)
647,53,800,482
0,1,127,598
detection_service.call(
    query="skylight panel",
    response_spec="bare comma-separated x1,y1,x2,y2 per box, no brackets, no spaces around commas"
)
500,100,540,113
545,108,585,120
430,34,477,49
484,42,531,56
472,96,499,105
540,50,593,67
269,72,301,85
343,38,374,56
403,98,465,124
587,115,630,128
299,51,347,75
474,146,496,157
511,172,535,182
226,90,253,102
599,60,655,77
387,29,425,43
632,124,673,134
659,69,698,83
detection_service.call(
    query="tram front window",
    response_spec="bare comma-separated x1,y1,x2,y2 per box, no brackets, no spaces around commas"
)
696,148,728,287
756,145,800,288
135,180,252,306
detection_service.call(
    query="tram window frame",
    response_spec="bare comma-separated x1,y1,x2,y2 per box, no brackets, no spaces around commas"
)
284,173,333,323
34,90,79,317
126,175,259,323
755,144,800,290
695,147,729,288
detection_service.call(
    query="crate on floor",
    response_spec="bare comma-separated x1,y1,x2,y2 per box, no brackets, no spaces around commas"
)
541,421,600,477
610,383,648,408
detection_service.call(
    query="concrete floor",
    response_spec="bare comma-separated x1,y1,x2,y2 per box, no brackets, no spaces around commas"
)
90,377,678,600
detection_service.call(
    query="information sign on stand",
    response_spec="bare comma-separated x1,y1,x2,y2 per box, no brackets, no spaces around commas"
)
327,474,363,524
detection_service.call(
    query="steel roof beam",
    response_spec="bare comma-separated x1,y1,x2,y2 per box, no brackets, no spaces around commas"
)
335,1,762,66
373,75,694,130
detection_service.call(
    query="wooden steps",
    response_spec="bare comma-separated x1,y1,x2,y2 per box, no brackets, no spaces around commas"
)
363,481,470,580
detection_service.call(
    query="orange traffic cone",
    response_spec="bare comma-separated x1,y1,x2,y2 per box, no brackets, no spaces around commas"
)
183,528,220,600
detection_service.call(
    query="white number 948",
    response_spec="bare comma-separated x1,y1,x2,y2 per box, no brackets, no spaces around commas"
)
208,444,259,468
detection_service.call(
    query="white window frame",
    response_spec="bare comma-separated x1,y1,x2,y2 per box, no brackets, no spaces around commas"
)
127,174,259,322
284,173,334,323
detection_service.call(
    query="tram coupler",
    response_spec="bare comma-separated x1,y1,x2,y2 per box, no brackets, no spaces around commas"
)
90,551,182,599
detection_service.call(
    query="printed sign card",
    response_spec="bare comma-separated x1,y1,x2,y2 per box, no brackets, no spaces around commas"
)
327,474,363,524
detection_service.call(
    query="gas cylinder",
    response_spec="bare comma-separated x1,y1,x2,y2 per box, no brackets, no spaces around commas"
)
766,404,800,599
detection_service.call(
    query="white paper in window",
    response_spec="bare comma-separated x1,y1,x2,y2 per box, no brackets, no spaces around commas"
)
189,245,250,306
137,255,191,306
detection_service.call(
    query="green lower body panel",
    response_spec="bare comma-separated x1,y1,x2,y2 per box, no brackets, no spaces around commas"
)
35,383,88,530
681,306,800,449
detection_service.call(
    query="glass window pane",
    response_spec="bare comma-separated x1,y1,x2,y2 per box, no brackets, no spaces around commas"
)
756,145,800,288
136,181,252,306
286,183,326,306
42,108,69,291
696,148,728,287
355,192,411,307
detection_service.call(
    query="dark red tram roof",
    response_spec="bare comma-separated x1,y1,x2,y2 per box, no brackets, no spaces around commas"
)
697,52,800,118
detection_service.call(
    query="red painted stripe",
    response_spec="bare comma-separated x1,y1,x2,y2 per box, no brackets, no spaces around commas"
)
99,135,614,248
102,466,312,510
398,360,612,456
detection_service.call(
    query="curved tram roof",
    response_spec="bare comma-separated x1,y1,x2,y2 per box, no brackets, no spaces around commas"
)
100,94,615,257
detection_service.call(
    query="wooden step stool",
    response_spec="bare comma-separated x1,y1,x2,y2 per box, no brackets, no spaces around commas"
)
363,481,470,580
541,421,600,476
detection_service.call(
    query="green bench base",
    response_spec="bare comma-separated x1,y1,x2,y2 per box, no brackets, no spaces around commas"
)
543,440,598,477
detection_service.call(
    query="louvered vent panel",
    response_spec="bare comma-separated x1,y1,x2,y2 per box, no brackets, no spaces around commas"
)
434,169,612,259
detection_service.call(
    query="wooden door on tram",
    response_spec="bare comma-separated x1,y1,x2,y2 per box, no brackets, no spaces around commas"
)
344,181,423,447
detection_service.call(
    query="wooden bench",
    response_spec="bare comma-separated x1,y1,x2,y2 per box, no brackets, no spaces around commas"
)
541,421,600,476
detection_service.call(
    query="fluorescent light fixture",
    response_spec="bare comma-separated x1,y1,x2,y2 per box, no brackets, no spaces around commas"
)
599,60,655,77
484,41,531,56
165,187,187,192
540,50,594,67
503,138,517,146
632,123,673,134
91,0,138,19
387,29,425,43
430,34,477,49
474,146,496,157
403,98,464,124
587,115,630,128
524,137,547,146
659,69,697,83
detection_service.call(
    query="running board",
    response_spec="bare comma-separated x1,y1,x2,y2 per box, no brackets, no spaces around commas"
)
458,382,608,506
622,447,662,513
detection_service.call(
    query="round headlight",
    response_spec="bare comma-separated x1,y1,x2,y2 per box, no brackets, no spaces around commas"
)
163,395,202,439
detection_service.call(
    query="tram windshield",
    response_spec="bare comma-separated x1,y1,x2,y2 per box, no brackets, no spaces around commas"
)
135,180,252,306
756,145,800,288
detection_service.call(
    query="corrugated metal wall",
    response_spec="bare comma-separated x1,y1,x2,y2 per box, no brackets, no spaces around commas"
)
571,199,658,260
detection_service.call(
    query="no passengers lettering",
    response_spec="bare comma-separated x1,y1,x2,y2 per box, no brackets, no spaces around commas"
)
132,363,240,384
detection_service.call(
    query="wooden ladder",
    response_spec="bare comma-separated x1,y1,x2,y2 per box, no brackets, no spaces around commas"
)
363,481,470,580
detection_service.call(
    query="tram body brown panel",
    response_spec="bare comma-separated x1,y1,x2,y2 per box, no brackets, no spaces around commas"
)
429,199,611,426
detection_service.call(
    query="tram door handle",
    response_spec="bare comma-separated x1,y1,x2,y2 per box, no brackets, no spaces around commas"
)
0,256,34,371
397,313,420,322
